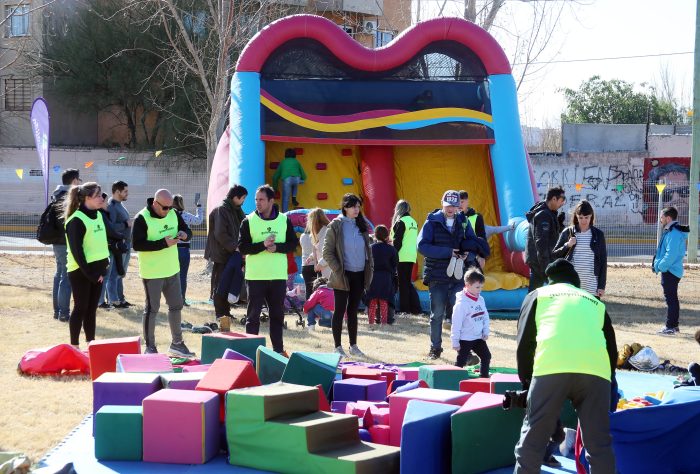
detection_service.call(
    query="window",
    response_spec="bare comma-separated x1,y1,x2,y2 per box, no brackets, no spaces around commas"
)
4,78,32,111
375,30,394,48
5,5,30,37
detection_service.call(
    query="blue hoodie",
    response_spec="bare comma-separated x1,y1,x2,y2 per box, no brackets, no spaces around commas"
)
654,221,689,278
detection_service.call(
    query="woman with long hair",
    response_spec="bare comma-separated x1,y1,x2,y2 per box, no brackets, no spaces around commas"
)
553,200,607,297
323,194,373,357
301,208,330,298
172,194,204,305
63,182,110,348
390,199,422,314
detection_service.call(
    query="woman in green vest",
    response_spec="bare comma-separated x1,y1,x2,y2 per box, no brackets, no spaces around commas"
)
390,200,422,314
63,182,110,349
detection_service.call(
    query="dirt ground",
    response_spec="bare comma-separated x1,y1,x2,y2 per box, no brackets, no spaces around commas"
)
0,253,698,464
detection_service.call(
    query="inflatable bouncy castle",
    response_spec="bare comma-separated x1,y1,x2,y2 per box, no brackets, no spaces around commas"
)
209,15,537,310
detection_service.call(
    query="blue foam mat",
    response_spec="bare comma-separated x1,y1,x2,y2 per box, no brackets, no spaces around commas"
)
35,372,679,473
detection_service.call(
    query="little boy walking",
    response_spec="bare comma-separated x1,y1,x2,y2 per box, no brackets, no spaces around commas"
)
451,268,491,377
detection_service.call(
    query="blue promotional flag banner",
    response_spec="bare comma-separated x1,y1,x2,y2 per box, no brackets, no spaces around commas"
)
30,98,50,206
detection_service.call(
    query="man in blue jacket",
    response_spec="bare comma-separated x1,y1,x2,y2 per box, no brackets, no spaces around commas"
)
653,206,689,335
418,190,489,360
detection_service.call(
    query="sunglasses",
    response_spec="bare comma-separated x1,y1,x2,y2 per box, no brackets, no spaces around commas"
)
155,200,173,211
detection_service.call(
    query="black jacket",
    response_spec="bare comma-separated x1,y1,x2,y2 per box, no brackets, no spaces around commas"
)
205,199,245,263
132,198,192,252
65,205,111,283
365,241,398,304
515,286,617,389
525,201,564,272
238,204,298,256
462,207,486,240
552,225,608,290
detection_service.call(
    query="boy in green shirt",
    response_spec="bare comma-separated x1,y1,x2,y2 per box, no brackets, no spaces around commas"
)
272,148,307,212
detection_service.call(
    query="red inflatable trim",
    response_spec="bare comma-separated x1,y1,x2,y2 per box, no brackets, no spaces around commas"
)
237,15,511,75
360,146,396,227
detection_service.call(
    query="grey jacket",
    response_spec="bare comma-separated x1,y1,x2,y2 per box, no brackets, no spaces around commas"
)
322,216,373,291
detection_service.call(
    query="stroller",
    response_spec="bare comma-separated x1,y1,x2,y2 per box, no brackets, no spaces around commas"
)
237,275,306,329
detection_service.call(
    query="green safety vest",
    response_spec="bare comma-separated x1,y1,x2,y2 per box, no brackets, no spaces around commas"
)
468,214,478,232
391,215,418,263
245,211,288,280
533,284,610,381
136,207,179,279
65,210,109,273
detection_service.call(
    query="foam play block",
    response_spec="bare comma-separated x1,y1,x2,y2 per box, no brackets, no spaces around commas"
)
317,384,331,411
419,364,473,391
281,351,341,397
397,367,420,381
116,353,173,374
94,405,143,461
182,364,211,373
256,346,288,385
368,424,391,445
222,348,254,364
143,388,220,464
160,371,206,390
388,387,471,446
359,428,372,442
490,373,522,394
196,359,261,420
92,372,162,416
342,367,396,386
200,332,266,365
331,401,348,413
451,391,525,473
87,336,141,380
400,400,459,474
333,378,387,402
389,379,418,393
459,377,492,394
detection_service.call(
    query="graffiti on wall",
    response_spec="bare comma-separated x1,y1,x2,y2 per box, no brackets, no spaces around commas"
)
534,163,644,222
642,157,693,224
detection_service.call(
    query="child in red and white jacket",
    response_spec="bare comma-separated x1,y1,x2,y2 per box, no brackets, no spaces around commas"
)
450,268,491,377
303,277,334,330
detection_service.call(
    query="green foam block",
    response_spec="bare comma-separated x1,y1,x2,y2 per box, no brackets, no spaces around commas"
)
281,352,341,396
419,365,474,391
256,346,289,385
200,332,266,365
94,405,143,461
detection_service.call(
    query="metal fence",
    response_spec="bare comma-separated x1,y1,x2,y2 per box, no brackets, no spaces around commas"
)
0,160,698,262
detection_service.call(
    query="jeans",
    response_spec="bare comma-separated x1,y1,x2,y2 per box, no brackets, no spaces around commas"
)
178,246,191,300
281,176,301,213
214,252,244,317
428,280,462,350
661,271,681,329
52,244,71,317
106,250,130,303
307,304,332,327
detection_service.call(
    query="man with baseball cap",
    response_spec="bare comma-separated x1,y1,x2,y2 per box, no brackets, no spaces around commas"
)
418,190,487,360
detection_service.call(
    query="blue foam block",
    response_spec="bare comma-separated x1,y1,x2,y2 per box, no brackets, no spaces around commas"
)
400,400,459,474
389,379,417,394
359,428,372,442
331,401,348,413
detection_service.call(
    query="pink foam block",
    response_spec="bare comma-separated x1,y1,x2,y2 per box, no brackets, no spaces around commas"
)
182,364,212,373
196,359,261,421
143,389,220,464
347,402,390,425
342,367,397,388
88,336,141,381
490,373,520,383
397,367,420,381
368,424,391,445
389,388,471,446
459,378,492,394
455,391,505,414
116,354,173,374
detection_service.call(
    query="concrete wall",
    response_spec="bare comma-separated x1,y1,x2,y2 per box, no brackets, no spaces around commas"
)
562,123,647,154
648,134,691,157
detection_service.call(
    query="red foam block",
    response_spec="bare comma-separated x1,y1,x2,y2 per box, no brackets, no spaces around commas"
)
459,377,492,394
368,424,391,445
88,336,141,381
317,384,330,412
196,359,261,420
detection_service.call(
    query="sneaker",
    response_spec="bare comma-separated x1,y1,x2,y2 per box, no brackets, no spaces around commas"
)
59,315,70,322
292,197,300,207
349,344,366,357
183,301,190,307
227,293,239,304
53,313,59,320
181,321,193,330
112,302,128,309
466,354,480,366
427,347,443,360
543,456,561,468
446,256,457,277
98,303,113,309
453,260,464,280
334,346,347,358
169,342,195,357
191,325,212,334
443,318,452,330
306,324,316,332
658,326,679,335
144,345,158,354
120,301,133,308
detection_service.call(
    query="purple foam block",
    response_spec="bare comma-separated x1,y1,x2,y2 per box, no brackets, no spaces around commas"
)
93,372,162,415
333,377,387,402
359,428,373,442
222,348,254,365
331,401,349,413
160,372,206,391
182,364,212,373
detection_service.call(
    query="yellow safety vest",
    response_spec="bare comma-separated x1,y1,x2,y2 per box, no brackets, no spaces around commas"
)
468,214,479,233
65,210,109,272
136,207,179,279
533,283,611,381
245,211,288,280
391,215,418,263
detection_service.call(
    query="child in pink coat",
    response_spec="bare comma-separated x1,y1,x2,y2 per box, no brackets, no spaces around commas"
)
303,277,334,330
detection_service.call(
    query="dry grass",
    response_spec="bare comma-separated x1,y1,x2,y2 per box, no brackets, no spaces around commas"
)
0,254,698,464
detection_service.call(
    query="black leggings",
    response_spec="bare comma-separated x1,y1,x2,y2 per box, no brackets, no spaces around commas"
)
332,271,365,348
68,270,102,346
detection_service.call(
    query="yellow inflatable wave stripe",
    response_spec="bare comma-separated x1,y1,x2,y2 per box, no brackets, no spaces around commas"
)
260,95,493,133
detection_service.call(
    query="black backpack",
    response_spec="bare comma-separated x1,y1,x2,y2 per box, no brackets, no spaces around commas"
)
36,201,63,245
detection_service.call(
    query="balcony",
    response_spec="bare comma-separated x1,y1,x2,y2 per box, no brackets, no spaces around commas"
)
313,0,383,16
